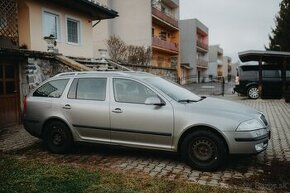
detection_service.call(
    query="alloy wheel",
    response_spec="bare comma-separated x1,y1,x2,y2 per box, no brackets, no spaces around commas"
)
248,87,259,99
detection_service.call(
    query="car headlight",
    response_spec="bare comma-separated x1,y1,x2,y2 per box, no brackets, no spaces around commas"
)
236,119,264,131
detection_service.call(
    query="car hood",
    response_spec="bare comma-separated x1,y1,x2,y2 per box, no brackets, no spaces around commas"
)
186,97,261,122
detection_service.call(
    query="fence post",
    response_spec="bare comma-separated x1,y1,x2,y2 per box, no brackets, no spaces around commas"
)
222,77,225,96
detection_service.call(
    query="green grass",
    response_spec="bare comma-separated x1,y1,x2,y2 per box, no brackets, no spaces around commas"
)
0,156,250,193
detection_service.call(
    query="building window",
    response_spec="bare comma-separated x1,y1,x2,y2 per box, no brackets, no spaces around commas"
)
67,18,80,44
43,11,59,39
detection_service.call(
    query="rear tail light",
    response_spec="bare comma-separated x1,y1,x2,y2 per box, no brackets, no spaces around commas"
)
235,76,240,85
23,96,27,114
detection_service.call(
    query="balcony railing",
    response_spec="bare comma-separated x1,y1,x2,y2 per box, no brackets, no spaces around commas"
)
152,36,178,52
197,58,208,68
196,40,208,50
152,6,178,28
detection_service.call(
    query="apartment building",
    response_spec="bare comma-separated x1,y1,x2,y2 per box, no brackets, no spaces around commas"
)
180,19,209,83
94,0,180,77
223,56,232,81
208,45,224,79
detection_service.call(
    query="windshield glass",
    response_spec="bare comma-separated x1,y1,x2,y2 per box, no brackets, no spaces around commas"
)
143,77,201,102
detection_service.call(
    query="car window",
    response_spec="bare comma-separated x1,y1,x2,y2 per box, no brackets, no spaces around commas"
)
286,71,290,80
68,78,107,101
143,77,200,102
33,79,69,98
240,70,258,80
263,70,281,78
113,78,157,104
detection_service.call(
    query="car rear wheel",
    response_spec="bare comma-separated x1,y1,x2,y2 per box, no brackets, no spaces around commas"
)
247,86,260,99
181,130,227,171
43,120,73,154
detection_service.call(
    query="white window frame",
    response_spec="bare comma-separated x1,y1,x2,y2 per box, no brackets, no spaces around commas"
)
65,15,82,45
42,9,61,41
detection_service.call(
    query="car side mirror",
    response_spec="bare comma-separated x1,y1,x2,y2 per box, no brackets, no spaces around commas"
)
145,97,165,106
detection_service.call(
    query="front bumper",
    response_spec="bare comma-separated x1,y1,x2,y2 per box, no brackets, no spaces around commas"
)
224,127,271,154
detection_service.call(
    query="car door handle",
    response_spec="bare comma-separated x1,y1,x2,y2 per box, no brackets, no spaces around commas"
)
62,104,71,109
112,108,123,113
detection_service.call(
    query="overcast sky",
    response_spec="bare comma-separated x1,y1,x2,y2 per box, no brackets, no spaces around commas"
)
180,0,281,62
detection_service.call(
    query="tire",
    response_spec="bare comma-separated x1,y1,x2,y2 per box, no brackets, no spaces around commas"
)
247,86,259,99
43,120,73,154
181,130,227,171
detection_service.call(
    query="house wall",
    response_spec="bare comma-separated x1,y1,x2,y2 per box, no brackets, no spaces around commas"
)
93,0,152,58
18,0,31,49
108,0,152,47
92,0,110,57
18,0,94,58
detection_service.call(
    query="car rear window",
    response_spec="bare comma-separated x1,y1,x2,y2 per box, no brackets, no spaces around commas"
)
33,79,69,98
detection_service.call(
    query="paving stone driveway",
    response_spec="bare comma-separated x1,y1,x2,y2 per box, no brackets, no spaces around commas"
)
1,96,290,189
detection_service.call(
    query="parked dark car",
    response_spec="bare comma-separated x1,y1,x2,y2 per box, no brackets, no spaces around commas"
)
234,63,290,99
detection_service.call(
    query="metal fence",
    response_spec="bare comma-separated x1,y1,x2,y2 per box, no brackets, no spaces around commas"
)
181,76,234,96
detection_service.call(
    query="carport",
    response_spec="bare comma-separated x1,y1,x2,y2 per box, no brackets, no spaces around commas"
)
238,50,290,100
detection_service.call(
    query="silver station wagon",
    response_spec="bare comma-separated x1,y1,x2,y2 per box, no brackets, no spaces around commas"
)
23,71,270,171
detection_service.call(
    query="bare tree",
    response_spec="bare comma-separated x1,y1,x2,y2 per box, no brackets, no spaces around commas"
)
127,46,152,66
106,35,127,62
106,36,151,66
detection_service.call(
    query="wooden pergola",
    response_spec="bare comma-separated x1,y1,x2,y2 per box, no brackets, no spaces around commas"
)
238,50,290,98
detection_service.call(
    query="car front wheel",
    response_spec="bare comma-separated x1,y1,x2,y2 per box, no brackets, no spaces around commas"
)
181,130,227,171
43,120,73,154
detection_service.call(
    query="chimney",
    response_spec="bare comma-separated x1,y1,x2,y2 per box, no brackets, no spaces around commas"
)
98,49,108,64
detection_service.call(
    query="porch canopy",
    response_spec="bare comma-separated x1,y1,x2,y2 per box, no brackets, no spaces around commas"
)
238,50,290,97
49,0,118,20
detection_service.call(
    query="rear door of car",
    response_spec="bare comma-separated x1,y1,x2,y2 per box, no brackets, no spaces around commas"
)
262,69,283,98
62,77,111,143
26,78,70,129
109,77,174,150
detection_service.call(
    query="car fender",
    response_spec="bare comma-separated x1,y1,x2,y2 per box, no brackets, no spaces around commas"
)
246,82,258,90
174,123,230,153
41,115,80,141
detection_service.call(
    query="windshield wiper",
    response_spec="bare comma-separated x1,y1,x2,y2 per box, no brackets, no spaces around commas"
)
198,96,207,101
178,99,198,103
178,96,207,103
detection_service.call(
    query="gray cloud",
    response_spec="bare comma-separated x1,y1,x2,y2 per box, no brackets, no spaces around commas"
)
180,0,281,61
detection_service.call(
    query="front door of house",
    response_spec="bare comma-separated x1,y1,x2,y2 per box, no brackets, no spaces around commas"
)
0,61,19,128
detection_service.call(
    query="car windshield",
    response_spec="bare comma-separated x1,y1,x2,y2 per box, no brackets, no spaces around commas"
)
143,77,201,102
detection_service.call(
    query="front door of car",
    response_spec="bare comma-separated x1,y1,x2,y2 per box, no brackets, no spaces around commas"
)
63,78,110,143
110,78,174,150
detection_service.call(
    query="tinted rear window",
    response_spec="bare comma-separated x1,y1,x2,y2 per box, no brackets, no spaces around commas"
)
33,79,69,98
